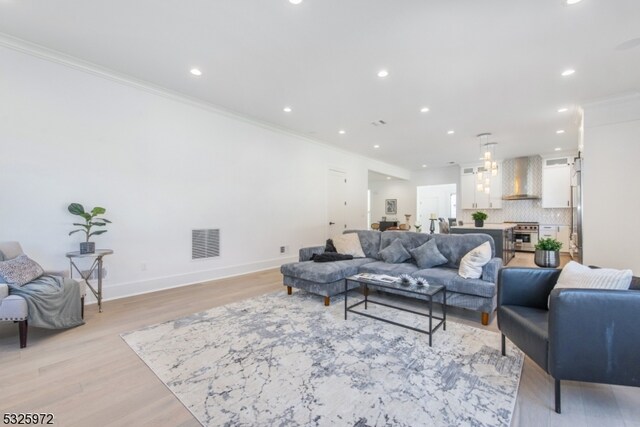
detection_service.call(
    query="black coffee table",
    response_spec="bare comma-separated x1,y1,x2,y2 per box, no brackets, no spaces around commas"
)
344,274,446,346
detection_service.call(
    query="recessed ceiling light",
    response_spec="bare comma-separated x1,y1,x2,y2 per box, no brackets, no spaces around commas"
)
420,107,430,113
422,164,427,168
377,69,389,78
561,69,575,77
556,130,565,134
386,177,391,180
557,107,569,113
447,130,455,135
555,147,562,151
190,68,202,76
566,0,582,4
283,106,292,113
338,130,346,135
373,145,380,149
289,0,303,4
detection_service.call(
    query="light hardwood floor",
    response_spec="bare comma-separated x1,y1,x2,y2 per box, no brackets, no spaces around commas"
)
1,253,637,427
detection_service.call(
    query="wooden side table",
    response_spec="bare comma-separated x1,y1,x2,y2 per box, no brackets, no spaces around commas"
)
66,249,113,313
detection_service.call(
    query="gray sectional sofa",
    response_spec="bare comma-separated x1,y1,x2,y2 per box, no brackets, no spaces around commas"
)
280,230,503,325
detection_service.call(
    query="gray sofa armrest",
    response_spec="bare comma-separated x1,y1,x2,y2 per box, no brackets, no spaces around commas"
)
299,246,325,262
498,267,561,309
481,257,503,284
549,288,640,387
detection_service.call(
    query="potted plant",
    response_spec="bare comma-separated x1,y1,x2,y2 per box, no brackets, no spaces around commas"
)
68,203,111,254
534,238,562,268
471,211,488,227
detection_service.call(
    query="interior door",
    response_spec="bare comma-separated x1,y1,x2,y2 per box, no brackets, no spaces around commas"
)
327,169,347,238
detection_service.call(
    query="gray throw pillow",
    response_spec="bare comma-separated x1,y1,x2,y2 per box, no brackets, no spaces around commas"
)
378,239,411,264
410,239,448,269
0,254,44,286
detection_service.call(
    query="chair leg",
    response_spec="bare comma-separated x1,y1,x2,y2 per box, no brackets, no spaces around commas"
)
18,319,28,348
81,296,85,319
481,312,489,325
287,286,292,295
324,296,330,306
555,379,561,414
501,333,506,356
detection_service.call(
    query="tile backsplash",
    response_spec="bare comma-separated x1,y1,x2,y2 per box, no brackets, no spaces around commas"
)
462,156,571,226
462,201,571,225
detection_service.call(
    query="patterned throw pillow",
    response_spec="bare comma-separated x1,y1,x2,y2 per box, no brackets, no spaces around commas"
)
332,233,366,258
0,254,44,286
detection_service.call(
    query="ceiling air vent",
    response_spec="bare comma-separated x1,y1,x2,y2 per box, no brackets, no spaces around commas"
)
192,229,220,260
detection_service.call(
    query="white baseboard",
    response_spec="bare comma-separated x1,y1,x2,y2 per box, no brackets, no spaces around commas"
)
82,255,297,305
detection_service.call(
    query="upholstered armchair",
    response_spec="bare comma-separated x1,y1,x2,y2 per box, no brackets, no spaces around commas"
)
0,241,86,348
497,267,640,413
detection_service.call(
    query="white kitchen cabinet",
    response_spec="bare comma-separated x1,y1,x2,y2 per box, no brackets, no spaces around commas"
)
460,164,502,209
540,225,570,253
539,226,557,241
557,225,570,252
542,158,571,208
460,168,477,209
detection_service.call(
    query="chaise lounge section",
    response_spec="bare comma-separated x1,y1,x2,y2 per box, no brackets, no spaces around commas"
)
281,230,503,324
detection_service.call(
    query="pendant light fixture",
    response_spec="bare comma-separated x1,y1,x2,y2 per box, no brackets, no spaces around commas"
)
477,133,499,193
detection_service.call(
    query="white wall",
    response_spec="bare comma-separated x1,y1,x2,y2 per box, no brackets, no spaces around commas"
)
583,94,640,274
0,44,408,301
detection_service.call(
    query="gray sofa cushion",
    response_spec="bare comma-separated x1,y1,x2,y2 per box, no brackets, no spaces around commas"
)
345,230,381,259
380,231,431,252
430,234,495,268
410,239,448,269
378,239,411,264
281,258,375,284
413,267,496,298
358,261,419,276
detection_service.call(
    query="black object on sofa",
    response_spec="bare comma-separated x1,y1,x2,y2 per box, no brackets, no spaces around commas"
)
497,267,640,414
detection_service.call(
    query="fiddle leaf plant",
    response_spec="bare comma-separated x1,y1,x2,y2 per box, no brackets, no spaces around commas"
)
68,203,111,242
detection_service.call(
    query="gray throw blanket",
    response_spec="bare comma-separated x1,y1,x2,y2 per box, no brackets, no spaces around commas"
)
9,275,85,329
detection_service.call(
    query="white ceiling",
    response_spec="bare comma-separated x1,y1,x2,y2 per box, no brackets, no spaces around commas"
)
1,0,639,170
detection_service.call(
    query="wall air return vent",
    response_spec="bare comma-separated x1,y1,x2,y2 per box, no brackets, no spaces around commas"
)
192,229,220,260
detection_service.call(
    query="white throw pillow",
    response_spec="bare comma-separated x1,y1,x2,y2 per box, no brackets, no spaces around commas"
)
458,241,492,279
332,233,366,258
554,261,632,292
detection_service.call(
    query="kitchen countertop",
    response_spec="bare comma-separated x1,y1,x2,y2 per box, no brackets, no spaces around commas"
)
451,223,517,231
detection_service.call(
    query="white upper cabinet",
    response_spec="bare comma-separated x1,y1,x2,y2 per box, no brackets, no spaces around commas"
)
542,157,571,208
460,163,502,209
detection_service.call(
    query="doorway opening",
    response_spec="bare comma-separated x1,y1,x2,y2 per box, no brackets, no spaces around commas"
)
416,184,457,232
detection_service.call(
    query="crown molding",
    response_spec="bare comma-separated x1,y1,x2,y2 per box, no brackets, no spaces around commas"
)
0,32,410,177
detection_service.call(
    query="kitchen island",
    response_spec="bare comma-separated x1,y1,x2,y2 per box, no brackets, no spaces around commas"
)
451,223,516,265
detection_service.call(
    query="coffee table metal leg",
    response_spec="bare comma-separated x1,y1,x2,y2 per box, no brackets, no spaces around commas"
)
443,288,447,331
365,284,368,310
429,295,433,347
344,280,348,320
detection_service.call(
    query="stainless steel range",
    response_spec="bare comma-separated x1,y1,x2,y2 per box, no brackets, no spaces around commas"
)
505,222,539,252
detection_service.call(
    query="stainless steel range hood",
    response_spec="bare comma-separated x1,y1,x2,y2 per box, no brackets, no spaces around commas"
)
502,156,541,200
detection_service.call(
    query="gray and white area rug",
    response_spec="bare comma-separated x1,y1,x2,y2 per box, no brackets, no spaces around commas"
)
121,292,523,426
